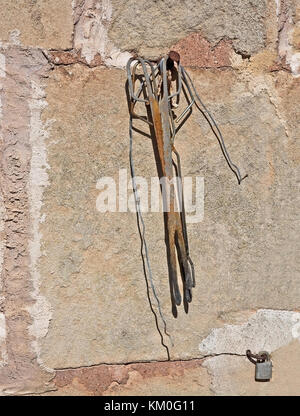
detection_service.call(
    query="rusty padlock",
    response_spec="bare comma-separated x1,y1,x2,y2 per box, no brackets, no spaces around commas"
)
246,350,272,382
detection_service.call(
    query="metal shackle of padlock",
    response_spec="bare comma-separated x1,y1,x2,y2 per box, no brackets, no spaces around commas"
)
246,349,272,381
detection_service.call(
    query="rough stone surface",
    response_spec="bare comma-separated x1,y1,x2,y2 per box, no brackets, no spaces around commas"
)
0,75,6,367
0,0,299,397
38,63,300,369
0,45,54,394
171,34,234,68
108,0,267,58
277,0,300,76
48,49,103,68
39,65,167,368
0,0,73,49
72,0,132,67
48,359,211,396
41,339,300,396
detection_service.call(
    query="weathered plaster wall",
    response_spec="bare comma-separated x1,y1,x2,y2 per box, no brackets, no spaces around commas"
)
0,0,299,395
0,44,54,394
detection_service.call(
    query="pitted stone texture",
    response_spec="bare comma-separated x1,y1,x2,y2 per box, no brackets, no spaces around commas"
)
108,0,267,58
171,33,233,68
39,64,300,368
277,0,300,76
39,65,167,368
0,0,73,49
72,0,132,67
0,46,54,394
49,359,211,396
0,103,6,366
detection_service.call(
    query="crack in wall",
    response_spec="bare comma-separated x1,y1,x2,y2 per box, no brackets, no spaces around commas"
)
53,353,247,372
0,0,299,396
52,356,209,395
200,309,300,395
43,48,103,68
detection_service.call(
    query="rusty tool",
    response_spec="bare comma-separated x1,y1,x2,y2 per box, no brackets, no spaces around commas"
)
152,56,193,306
126,52,247,315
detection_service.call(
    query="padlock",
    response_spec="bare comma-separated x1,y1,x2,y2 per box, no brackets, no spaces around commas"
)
255,351,272,381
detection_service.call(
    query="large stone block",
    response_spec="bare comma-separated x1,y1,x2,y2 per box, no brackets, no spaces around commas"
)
38,63,300,368
109,0,267,57
0,0,73,49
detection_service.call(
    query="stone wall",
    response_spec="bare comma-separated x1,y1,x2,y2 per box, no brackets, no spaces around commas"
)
0,0,299,395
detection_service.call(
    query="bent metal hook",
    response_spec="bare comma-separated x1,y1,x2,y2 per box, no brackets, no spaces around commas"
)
126,51,247,312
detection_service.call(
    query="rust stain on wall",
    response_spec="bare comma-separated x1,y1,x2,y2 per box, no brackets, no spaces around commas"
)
48,50,103,68
171,33,234,68
53,359,207,396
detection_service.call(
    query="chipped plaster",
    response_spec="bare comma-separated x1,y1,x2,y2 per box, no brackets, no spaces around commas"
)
27,78,53,373
277,0,300,76
72,0,131,67
199,309,300,356
0,0,299,396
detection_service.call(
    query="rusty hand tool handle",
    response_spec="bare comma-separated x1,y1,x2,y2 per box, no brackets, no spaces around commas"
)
127,54,195,309
156,57,193,305
149,97,182,305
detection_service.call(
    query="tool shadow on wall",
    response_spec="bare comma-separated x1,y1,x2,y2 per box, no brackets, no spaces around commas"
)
125,53,247,325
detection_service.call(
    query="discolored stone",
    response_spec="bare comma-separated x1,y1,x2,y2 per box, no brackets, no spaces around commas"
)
171,33,234,68
108,0,267,57
0,0,73,49
50,359,211,396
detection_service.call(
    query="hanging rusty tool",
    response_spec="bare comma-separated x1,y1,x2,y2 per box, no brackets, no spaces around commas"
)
126,52,247,315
